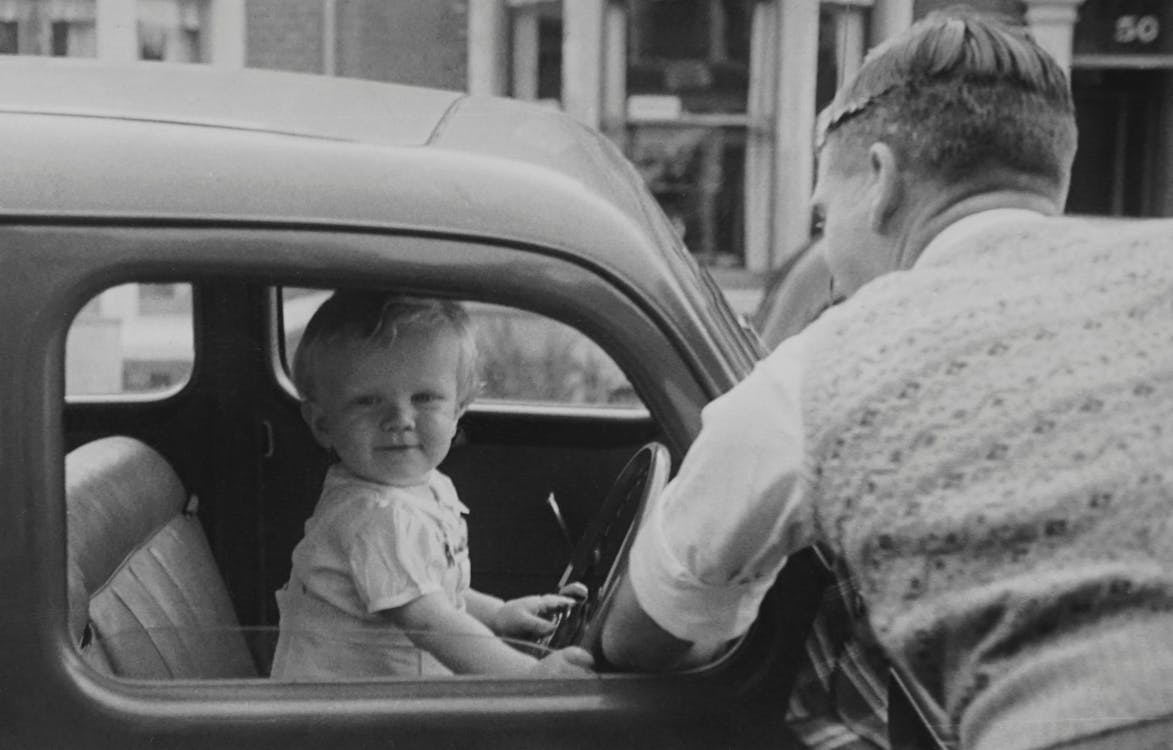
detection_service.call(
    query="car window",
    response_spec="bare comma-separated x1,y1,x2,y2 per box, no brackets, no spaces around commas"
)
280,288,641,409
66,283,194,398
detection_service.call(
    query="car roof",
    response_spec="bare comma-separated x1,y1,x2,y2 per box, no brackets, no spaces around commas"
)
0,59,682,275
0,57,757,382
0,59,660,244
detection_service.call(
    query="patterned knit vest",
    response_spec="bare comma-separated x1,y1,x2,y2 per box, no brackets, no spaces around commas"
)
801,215,1173,748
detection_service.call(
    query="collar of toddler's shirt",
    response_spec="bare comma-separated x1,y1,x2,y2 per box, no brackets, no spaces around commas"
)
324,464,470,519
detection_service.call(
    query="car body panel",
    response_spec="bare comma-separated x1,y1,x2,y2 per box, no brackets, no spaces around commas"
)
0,59,757,386
0,60,824,750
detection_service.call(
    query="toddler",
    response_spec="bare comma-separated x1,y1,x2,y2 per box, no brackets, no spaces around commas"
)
271,292,591,679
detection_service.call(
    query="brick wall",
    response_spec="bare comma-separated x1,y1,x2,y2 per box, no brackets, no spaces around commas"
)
246,0,324,74
335,0,467,90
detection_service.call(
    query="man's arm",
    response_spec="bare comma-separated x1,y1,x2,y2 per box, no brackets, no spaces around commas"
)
600,334,817,672
601,575,693,672
602,576,735,672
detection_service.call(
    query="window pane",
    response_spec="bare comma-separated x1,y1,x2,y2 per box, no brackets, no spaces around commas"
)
139,0,202,62
0,21,18,54
627,125,746,267
624,0,752,267
627,0,751,109
281,289,639,408
66,283,194,397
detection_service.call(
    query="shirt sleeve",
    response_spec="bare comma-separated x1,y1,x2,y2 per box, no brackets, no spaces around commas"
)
348,502,448,614
627,330,819,643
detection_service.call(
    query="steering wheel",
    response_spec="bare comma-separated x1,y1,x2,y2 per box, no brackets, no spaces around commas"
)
537,441,671,655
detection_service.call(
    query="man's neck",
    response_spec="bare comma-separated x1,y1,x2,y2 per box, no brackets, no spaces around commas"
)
897,174,1065,269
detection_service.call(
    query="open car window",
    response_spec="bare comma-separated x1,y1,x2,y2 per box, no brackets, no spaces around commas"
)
65,278,670,689
280,288,643,410
66,283,194,399
84,625,558,681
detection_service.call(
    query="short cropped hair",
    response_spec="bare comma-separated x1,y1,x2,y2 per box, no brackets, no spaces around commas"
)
292,292,480,408
817,9,1077,188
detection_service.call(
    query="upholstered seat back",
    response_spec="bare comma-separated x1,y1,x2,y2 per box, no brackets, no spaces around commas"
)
66,436,257,678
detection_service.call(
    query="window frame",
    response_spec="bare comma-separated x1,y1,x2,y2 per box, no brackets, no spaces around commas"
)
4,221,807,749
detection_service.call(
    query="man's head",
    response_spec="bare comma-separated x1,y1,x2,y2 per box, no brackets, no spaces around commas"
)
811,9,1077,295
293,292,479,486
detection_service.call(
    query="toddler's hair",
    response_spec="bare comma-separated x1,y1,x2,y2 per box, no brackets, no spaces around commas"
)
292,291,479,407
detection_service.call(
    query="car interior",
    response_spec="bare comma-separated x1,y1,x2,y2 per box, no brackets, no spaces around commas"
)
35,223,895,746
63,280,667,679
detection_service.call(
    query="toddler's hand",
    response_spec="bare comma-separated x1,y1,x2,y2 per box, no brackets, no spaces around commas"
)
529,646,595,678
494,593,579,639
558,581,588,601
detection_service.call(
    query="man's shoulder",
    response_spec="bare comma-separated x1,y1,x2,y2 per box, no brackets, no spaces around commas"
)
1003,214,1173,246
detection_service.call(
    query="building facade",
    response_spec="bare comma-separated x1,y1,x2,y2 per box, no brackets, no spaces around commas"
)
7,0,1171,290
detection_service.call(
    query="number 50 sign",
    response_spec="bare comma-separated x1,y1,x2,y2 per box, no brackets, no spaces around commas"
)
1074,0,1172,55
1114,14,1160,45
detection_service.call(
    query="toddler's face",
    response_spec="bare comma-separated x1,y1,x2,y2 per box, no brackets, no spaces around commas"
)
304,326,465,486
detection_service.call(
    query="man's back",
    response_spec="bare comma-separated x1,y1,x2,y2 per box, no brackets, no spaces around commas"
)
802,213,1173,750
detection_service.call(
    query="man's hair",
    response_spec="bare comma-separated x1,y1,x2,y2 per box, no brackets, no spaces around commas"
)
817,8,1077,187
292,291,480,407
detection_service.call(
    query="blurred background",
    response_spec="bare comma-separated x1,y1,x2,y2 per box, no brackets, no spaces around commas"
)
31,0,1171,393
9,0,1170,309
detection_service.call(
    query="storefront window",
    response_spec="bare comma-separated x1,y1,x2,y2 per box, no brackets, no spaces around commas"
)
138,0,201,62
0,0,95,56
625,0,752,267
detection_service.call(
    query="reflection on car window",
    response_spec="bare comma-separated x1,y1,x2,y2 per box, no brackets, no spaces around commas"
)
66,283,194,397
281,288,640,408
81,625,554,681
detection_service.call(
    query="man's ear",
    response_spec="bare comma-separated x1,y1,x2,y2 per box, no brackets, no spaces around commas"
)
301,400,332,450
867,142,903,231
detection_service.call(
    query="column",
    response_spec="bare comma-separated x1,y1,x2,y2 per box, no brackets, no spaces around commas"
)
322,0,336,75
1023,0,1086,71
743,0,777,272
835,7,868,87
96,0,136,62
769,1,820,269
512,3,540,100
204,0,246,68
468,0,508,96
601,1,627,140
562,0,606,128
870,0,913,47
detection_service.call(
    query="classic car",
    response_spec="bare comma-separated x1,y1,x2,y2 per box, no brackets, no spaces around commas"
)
0,56,910,749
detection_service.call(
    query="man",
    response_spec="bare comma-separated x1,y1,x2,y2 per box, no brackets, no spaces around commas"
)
602,9,1173,750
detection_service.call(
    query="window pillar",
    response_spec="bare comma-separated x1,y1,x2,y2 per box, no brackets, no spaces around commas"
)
562,0,605,128
511,2,540,100
95,0,136,61
204,0,245,68
744,0,777,272
1023,0,1085,71
768,0,819,270
468,0,508,96
601,1,626,139
870,0,912,46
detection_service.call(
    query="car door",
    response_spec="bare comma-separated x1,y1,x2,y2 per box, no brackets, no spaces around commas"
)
10,221,835,750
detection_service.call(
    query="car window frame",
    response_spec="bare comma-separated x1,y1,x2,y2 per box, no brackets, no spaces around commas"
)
4,222,791,745
269,289,652,419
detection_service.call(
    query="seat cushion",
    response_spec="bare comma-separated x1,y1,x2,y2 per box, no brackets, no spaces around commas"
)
66,436,257,678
